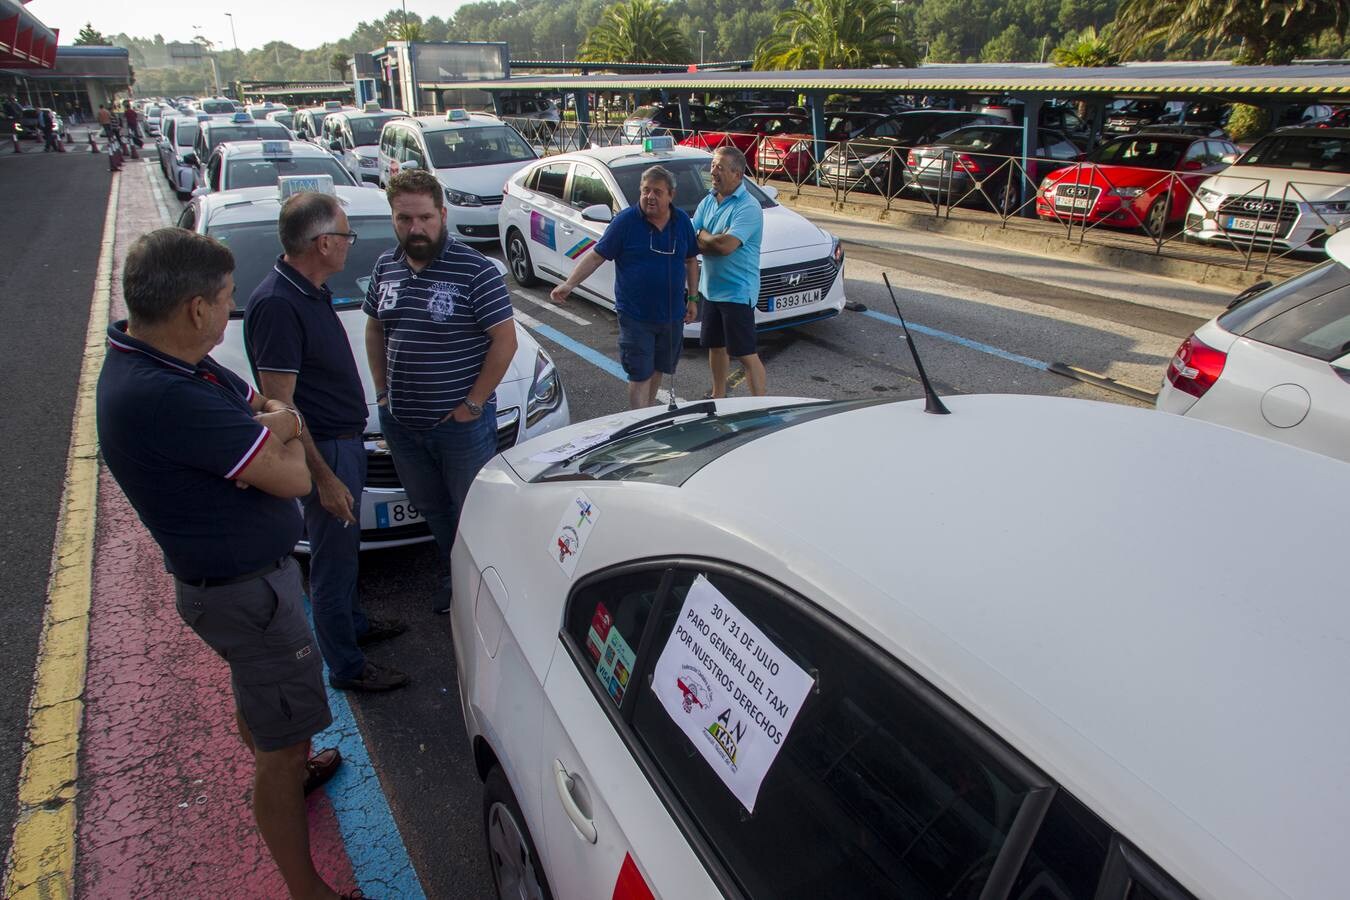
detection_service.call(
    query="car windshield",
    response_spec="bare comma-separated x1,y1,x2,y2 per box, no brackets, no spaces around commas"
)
205,124,290,153
609,157,777,215
175,122,199,146
940,127,1016,150
1237,134,1350,172
1090,137,1186,169
201,99,236,114
209,215,398,311
533,400,881,487
1220,258,1350,360
630,106,661,120
350,114,400,145
224,155,353,189
269,112,294,128
424,125,534,168
1114,101,1165,117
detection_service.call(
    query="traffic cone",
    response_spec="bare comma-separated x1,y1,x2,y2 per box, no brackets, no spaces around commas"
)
10,133,20,153
88,131,99,153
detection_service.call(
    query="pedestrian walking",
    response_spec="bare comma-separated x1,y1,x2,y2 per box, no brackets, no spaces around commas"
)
549,165,698,408
96,227,359,900
694,146,767,397
123,101,141,147
97,104,112,140
39,109,62,153
364,169,517,614
245,191,410,693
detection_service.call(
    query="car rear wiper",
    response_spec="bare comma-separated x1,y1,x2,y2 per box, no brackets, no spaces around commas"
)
560,401,718,465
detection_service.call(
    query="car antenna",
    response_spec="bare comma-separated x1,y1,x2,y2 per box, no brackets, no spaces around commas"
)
881,272,950,415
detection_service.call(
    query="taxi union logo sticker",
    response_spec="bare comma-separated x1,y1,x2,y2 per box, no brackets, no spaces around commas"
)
675,665,712,714
707,709,745,770
556,525,579,563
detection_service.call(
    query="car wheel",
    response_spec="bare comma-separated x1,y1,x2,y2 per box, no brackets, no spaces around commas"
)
483,766,553,900
506,229,540,287
1145,197,1168,238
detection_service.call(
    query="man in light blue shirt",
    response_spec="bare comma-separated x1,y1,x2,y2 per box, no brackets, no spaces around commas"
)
693,147,767,397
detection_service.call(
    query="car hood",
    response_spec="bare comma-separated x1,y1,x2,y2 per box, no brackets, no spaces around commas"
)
829,137,906,159
1045,162,1183,188
215,307,538,433
761,204,832,253
1200,166,1350,199
354,146,379,160
435,159,533,194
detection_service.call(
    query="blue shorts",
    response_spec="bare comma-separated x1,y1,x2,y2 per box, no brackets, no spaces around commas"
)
618,315,683,383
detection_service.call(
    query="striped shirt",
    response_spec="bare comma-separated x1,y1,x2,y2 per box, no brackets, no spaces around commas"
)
363,236,514,429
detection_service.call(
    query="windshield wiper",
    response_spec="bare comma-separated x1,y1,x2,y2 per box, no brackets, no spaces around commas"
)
559,401,718,465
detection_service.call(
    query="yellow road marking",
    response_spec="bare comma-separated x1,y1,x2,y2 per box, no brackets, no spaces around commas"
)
2,172,120,900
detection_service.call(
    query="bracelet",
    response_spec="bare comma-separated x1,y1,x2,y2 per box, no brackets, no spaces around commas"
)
376,389,388,401
286,407,304,441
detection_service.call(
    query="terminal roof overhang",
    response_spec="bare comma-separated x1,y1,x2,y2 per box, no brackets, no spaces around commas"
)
0,0,57,69
467,62,1350,103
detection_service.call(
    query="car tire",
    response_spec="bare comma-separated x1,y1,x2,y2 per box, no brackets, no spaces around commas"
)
506,228,540,287
1145,197,1168,238
483,766,553,900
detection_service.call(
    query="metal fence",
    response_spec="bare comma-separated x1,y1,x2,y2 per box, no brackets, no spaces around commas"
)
500,117,1341,275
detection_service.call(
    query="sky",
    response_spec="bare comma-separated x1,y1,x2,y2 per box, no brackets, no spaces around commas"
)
31,0,469,52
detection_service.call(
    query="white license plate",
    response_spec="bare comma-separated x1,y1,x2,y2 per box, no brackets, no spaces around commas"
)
1056,197,1092,211
769,288,821,312
375,500,422,529
1225,216,1279,234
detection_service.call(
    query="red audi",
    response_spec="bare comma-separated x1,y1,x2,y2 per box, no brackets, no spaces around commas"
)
679,113,808,171
755,111,890,181
1037,132,1238,235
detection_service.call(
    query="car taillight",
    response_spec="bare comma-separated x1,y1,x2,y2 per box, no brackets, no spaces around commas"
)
952,153,981,174
1166,333,1227,399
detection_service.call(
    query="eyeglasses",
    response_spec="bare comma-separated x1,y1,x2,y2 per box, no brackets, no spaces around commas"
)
649,230,676,256
313,231,358,246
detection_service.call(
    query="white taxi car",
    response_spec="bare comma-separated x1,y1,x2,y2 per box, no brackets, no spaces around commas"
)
500,143,847,339
321,104,409,184
156,114,204,199
1184,128,1350,255
1157,229,1350,462
195,140,357,195
377,110,537,244
177,179,570,550
452,392,1348,900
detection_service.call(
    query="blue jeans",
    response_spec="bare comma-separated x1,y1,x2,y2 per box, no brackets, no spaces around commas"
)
303,437,368,681
378,402,497,592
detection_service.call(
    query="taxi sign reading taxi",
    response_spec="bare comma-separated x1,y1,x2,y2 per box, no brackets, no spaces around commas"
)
260,140,292,157
278,174,336,199
643,136,675,153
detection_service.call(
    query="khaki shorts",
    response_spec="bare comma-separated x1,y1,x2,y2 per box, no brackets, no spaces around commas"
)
174,557,332,752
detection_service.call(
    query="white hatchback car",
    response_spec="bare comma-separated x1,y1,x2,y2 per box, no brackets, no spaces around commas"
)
320,105,409,184
453,392,1349,900
1184,128,1350,255
1157,229,1350,462
500,145,847,339
195,140,357,195
177,181,571,550
378,111,538,244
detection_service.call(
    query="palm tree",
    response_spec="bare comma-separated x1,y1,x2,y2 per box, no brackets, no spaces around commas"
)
388,21,424,43
579,0,688,64
1113,0,1347,64
1051,27,1120,67
755,0,918,70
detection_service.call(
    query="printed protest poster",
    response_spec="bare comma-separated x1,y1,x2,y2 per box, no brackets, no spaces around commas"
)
650,575,815,812
550,492,599,578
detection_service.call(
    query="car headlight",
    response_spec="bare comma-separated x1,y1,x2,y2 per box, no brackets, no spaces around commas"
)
860,153,888,165
359,157,377,168
445,188,482,207
1108,187,1146,198
1195,187,1222,210
1309,200,1350,216
830,236,844,266
788,141,810,154
526,349,562,426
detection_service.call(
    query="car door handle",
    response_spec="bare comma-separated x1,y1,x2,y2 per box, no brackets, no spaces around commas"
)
553,759,597,844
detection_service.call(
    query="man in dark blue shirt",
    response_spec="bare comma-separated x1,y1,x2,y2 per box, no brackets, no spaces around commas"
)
246,191,409,693
97,228,357,900
550,164,699,408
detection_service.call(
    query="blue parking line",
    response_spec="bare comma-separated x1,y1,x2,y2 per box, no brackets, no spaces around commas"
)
525,319,628,381
306,602,426,899
860,309,1051,372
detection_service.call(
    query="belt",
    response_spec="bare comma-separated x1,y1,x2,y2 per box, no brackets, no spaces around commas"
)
176,557,287,589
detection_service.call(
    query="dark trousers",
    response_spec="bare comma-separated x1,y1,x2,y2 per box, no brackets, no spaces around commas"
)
302,437,368,681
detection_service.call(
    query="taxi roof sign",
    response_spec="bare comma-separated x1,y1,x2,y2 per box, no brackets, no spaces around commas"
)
324,100,343,111
446,108,471,122
278,174,336,200
363,101,382,113
260,140,292,157
643,135,676,153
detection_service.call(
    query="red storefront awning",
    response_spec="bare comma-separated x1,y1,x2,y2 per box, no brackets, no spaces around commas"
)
1,0,58,69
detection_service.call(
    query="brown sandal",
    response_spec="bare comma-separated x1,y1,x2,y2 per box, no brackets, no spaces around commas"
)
303,747,342,796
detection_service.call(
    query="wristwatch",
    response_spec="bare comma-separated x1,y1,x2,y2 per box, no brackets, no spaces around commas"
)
464,399,483,417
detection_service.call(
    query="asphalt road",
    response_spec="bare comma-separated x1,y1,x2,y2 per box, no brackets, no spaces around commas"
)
0,144,111,870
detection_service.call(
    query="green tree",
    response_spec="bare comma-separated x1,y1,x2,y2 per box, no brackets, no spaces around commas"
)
925,31,965,62
389,21,425,42
75,23,112,46
1113,0,1348,64
330,52,349,79
579,0,688,63
1226,103,1269,141
754,0,917,70
1050,25,1120,64
980,23,1033,61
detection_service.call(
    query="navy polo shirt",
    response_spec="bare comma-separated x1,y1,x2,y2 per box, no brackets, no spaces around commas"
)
244,257,367,440
96,322,303,582
363,235,514,429
594,205,698,323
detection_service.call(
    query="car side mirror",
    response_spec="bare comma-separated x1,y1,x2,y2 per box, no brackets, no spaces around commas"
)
581,204,612,223
361,181,380,189
760,184,779,201
1220,153,1238,165
400,159,419,171
329,139,343,152
1180,160,1203,171
191,185,209,198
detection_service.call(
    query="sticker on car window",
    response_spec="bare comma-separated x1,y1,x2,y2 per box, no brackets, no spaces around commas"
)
530,210,556,250
650,575,815,813
594,619,637,705
551,491,599,578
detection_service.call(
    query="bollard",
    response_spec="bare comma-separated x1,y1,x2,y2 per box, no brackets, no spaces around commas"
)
88,131,99,153
10,132,20,153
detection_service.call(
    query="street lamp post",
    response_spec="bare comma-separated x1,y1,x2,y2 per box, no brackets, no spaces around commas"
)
698,30,706,66
225,13,239,54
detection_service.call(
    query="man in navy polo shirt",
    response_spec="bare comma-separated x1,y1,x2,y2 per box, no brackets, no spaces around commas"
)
96,228,358,900
364,169,518,614
550,164,699,408
246,191,409,693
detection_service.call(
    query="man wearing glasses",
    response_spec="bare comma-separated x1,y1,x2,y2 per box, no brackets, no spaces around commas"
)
550,165,699,409
245,191,410,693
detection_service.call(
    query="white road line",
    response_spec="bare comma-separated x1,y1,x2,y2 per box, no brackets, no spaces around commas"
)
509,288,591,326
144,162,175,226
514,309,545,329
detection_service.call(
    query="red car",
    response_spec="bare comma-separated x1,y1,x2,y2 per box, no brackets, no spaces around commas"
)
1037,133,1238,235
679,113,807,171
755,111,889,181
1313,107,1350,129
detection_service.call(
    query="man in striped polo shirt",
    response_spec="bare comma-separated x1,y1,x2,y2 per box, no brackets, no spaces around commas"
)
364,170,518,614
